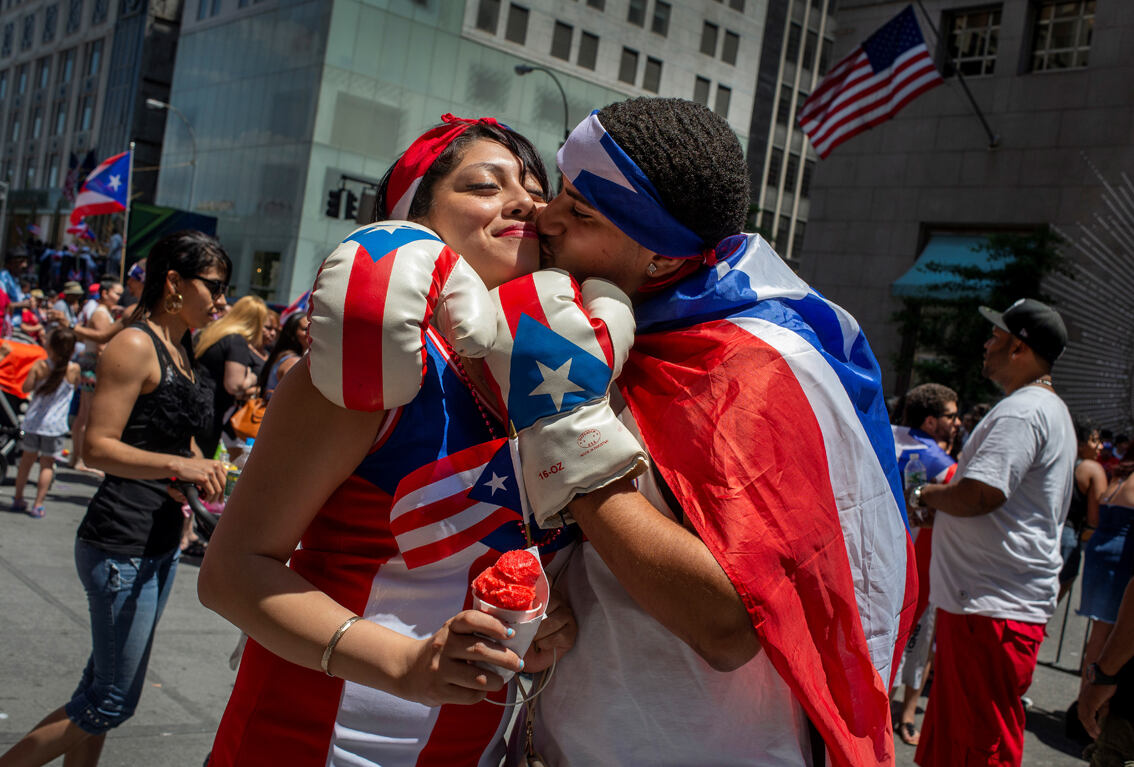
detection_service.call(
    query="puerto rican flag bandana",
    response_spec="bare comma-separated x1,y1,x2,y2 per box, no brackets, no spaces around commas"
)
386,114,505,220
557,111,706,259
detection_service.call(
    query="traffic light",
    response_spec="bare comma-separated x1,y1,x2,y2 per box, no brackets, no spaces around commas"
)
344,190,358,222
325,188,343,218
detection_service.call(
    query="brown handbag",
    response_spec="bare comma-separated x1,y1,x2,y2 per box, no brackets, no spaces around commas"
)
229,397,267,441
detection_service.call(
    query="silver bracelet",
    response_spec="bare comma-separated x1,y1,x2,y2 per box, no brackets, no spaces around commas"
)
320,616,362,677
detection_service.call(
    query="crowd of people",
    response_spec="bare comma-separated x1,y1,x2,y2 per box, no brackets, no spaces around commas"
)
0,97,1130,767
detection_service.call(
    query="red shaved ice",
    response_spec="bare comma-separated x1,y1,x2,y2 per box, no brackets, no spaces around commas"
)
473,550,541,610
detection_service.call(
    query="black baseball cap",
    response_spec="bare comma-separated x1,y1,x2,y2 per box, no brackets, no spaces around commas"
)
979,298,1067,365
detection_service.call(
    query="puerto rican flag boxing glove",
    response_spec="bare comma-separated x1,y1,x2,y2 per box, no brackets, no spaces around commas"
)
485,269,648,528
307,221,497,411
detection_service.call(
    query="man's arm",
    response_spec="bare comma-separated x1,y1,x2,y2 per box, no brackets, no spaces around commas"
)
1080,578,1134,738
918,477,1006,518
567,478,760,672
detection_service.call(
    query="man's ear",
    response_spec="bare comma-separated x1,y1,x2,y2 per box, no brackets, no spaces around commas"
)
646,256,685,279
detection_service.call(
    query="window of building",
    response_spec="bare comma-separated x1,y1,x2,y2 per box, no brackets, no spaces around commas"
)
776,84,793,125
9,113,19,142
804,30,818,68
586,0,604,9
20,14,33,51
700,21,718,56
197,0,221,20
729,0,744,11
618,46,638,84
643,56,662,92
819,37,832,74
46,152,59,187
24,157,35,188
17,64,26,94
627,0,645,26
36,57,49,89
504,4,528,45
0,72,6,100
577,31,598,69
652,1,670,36
792,220,806,258
1031,0,1093,71
786,22,802,63
249,251,282,300
778,214,790,241
475,0,500,34
43,4,57,44
58,48,74,82
800,159,814,197
66,0,81,35
91,0,107,24
1,23,12,58
722,30,739,65
766,146,782,186
53,100,65,133
551,21,572,60
785,152,800,189
714,84,731,118
86,39,102,77
945,6,1000,77
78,93,92,130
31,105,41,137
693,75,710,106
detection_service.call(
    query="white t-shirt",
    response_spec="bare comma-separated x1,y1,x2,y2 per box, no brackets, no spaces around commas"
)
533,410,811,767
929,385,1075,623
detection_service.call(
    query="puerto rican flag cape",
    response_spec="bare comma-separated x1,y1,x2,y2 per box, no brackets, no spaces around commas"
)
619,233,916,767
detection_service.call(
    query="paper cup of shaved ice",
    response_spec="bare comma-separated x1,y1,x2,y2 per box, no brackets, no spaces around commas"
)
471,547,549,681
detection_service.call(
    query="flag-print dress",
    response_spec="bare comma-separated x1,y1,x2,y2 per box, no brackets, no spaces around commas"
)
209,327,574,767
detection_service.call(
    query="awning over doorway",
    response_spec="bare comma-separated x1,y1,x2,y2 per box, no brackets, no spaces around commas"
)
891,234,993,300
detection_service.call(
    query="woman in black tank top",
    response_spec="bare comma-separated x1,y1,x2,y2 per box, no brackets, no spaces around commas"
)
1,231,231,766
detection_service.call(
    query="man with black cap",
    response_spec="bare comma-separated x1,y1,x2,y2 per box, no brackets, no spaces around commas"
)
909,298,1076,767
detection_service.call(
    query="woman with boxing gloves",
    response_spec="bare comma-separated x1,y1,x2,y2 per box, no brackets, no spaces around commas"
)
0,231,229,767
199,117,579,767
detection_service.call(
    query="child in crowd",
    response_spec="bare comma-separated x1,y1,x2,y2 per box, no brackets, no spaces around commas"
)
10,327,81,518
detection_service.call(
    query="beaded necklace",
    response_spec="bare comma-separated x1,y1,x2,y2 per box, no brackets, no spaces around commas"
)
440,335,563,550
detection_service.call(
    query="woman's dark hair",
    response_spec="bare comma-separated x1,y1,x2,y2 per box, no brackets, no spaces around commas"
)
597,97,750,250
1073,414,1099,444
38,327,77,395
375,122,550,222
128,230,231,357
257,312,308,393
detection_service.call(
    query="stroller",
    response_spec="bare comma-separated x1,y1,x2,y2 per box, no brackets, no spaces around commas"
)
0,338,45,484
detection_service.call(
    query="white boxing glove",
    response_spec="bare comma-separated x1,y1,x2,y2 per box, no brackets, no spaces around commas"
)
485,269,648,528
307,221,496,411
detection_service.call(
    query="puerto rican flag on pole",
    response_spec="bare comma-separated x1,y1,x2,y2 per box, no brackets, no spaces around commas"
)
620,233,916,767
279,289,311,323
798,5,944,158
69,150,131,225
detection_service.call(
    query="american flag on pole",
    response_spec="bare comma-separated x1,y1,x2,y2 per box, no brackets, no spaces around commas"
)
69,150,131,225
798,5,944,158
621,233,916,766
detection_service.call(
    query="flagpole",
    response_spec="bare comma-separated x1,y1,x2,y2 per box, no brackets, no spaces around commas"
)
914,0,999,149
121,140,134,284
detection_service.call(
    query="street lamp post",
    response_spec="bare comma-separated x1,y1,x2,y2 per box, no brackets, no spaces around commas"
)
0,180,8,255
514,65,569,142
146,97,198,211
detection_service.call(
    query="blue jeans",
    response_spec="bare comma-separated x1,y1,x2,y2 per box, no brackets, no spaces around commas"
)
65,539,179,734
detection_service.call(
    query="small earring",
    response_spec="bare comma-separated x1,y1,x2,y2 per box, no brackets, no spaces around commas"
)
164,293,183,313
646,263,658,275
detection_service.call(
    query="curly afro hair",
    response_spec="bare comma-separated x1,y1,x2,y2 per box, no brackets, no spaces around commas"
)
597,97,750,250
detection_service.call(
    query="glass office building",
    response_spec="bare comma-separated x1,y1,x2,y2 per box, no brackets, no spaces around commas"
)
157,0,764,302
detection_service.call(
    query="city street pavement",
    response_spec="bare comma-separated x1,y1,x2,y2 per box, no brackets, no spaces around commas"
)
0,464,240,767
0,462,1097,765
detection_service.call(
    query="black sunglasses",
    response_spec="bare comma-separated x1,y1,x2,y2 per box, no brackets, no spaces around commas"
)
192,275,228,299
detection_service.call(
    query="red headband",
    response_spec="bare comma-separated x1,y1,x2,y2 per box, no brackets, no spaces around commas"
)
385,114,504,219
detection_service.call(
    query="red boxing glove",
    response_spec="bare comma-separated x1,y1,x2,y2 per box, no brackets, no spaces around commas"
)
307,221,497,411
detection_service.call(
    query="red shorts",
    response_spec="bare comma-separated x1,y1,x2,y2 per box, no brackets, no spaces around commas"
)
915,610,1045,767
